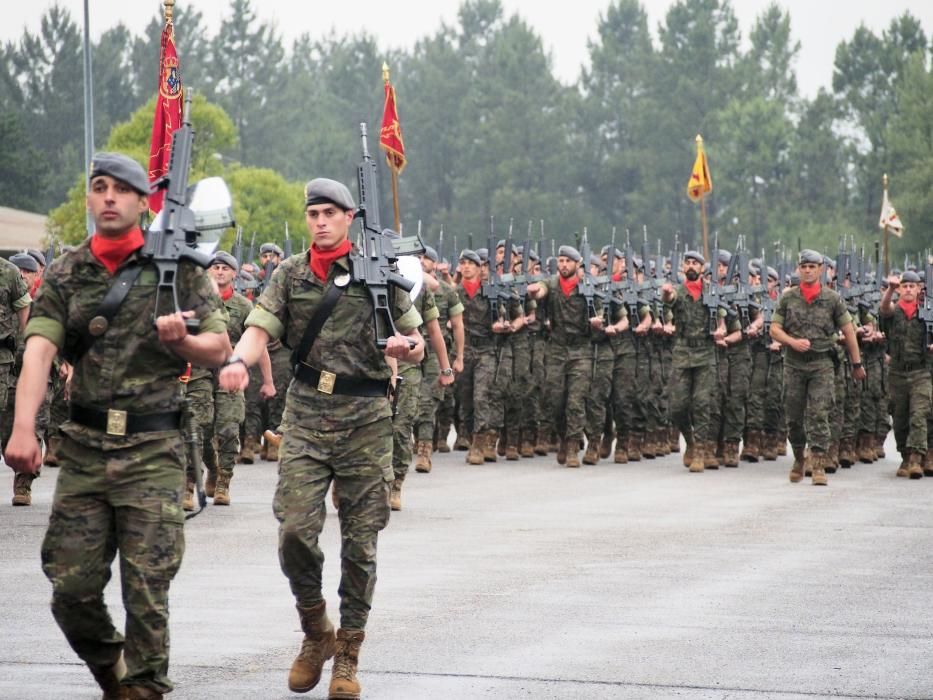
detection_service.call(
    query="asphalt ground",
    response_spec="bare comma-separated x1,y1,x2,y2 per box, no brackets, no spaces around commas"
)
2,436,933,700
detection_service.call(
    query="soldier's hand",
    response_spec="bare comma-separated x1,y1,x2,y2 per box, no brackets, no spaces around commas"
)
769,340,782,352
663,322,676,335
438,371,455,387
887,274,900,288
605,324,617,336
218,362,250,392
661,282,674,296
792,338,811,353
589,317,604,331
156,310,193,344
384,332,414,359
260,381,276,400
453,356,464,374
852,365,867,381
4,427,42,475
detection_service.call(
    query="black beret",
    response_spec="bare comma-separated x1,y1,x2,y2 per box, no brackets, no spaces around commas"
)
717,250,732,266
459,249,481,265
683,250,705,265
304,177,355,210
26,249,46,267
589,254,602,267
423,245,438,262
9,253,38,272
89,152,150,195
476,247,489,262
558,245,582,263
212,251,239,271
260,243,284,257
767,266,778,280
823,256,835,268
901,270,921,283
798,249,823,265
528,250,540,262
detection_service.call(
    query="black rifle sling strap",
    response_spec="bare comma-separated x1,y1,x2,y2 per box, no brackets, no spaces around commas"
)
291,281,347,370
69,263,145,365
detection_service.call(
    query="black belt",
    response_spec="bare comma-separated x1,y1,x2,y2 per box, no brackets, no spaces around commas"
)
294,363,390,397
893,362,926,373
678,338,710,348
70,404,181,436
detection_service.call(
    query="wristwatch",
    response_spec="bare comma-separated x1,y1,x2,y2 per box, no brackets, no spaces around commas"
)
852,362,863,369
225,354,247,368
440,367,455,377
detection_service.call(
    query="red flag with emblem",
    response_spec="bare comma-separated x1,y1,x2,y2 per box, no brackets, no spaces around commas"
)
379,79,407,174
148,20,183,213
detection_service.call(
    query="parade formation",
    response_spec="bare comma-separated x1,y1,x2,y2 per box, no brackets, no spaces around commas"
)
2,1,932,700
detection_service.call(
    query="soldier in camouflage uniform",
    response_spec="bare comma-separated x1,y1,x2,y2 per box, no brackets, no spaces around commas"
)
428,255,464,452
5,153,229,698
0,256,31,502
218,178,424,699
770,249,866,486
743,264,782,462
527,245,603,468
504,246,538,459
583,253,614,465
662,251,726,472
879,271,931,478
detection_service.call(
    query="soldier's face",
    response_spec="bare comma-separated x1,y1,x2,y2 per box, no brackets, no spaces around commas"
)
900,281,919,301
683,258,702,280
306,203,354,251
421,256,436,274
87,175,148,237
461,260,480,280
209,263,236,288
260,251,280,266
19,269,37,287
798,262,821,284
557,256,578,279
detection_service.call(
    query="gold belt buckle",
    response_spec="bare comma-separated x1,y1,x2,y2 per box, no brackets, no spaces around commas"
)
317,370,336,395
106,408,128,436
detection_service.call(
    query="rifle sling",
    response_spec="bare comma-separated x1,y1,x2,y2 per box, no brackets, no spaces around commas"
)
291,281,347,370
69,263,145,365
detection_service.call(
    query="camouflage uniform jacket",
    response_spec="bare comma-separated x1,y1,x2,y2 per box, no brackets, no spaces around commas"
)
666,284,718,369
884,305,926,371
404,287,439,365
434,280,464,350
0,257,30,365
458,283,522,348
771,285,851,369
25,240,226,448
245,250,422,431
539,275,599,347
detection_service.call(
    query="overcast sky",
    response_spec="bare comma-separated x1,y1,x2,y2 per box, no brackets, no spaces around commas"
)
5,1,932,97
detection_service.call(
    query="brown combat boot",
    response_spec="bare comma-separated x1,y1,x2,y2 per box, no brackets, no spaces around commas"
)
389,478,402,510
704,442,719,469
908,451,924,479
657,429,671,456
435,422,452,452
453,428,470,451
896,454,909,478
213,471,232,506
122,685,163,699
181,477,195,512
583,439,599,465
627,433,643,462
669,427,681,453
466,434,484,465
741,431,761,463
857,433,875,463
496,429,507,457
777,432,788,456
520,431,535,458
534,428,550,456
723,440,740,468
641,432,656,459
43,435,61,467
839,438,855,468
205,463,217,499
789,445,805,483
505,431,520,461
825,442,839,474
328,628,365,700
11,473,34,506
688,443,705,472
263,430,282,462
289,601,336,693
614,438,629,464
924,448,933,477
557,438,568,466
682,440,694,468
415,440,433,473
811,451,828,486
761,432,778,461
89,652,126,699
566,440,581,468
875,434,887,460
240,435,258,464
599,432,613,459
482,431,499,462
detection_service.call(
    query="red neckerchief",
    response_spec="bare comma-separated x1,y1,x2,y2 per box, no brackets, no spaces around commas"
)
611,272,623,283
800,281,821,304
898,299,918,319
769,288,778,301
89,227,145,275
462,278,481,299
29,276,42,298
558,274,579,297
220,286,234,302
309,239,352,282
685,279,702,302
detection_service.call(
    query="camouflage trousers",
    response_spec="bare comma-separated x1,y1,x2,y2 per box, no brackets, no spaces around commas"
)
669,362,716,443
207,390,245,475
747,348,784,433
783,359,835,453
1,367,49,450
41,434,186,695
840,365,862,442
584,341,614,442
609,347,641,441
457,342,512,435
244,343,291,439
720,348,751,443
889,369,931,455
414,351,443,443
273,416,392,630
392,364,422,479
542,344,591,443
830,355,846,444
638,342,665,434
505,335,535,438
47,369,69,441
860,353,888,438
526,334,547,431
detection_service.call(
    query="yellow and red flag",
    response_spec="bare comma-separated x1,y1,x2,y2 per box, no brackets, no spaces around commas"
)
148,19,183,213
687,137,713,202
878,186,903,238
379,71,407,174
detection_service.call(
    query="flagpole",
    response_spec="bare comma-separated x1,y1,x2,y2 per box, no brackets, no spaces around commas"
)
882,173,890,276
82,0,95,236
383,62,401,232
697,135,709,262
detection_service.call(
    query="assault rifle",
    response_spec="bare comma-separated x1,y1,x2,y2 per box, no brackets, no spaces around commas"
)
351,123,425,348
921,254,933,348
283,221,293,258
246,231,256,268
579,228,598,320
144,92,226,332
703,231,723,335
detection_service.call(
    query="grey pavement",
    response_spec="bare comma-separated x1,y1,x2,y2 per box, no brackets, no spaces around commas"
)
2,437,933,699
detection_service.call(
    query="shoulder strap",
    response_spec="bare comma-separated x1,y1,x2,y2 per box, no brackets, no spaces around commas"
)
68,263,144,365
290,281,347,370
